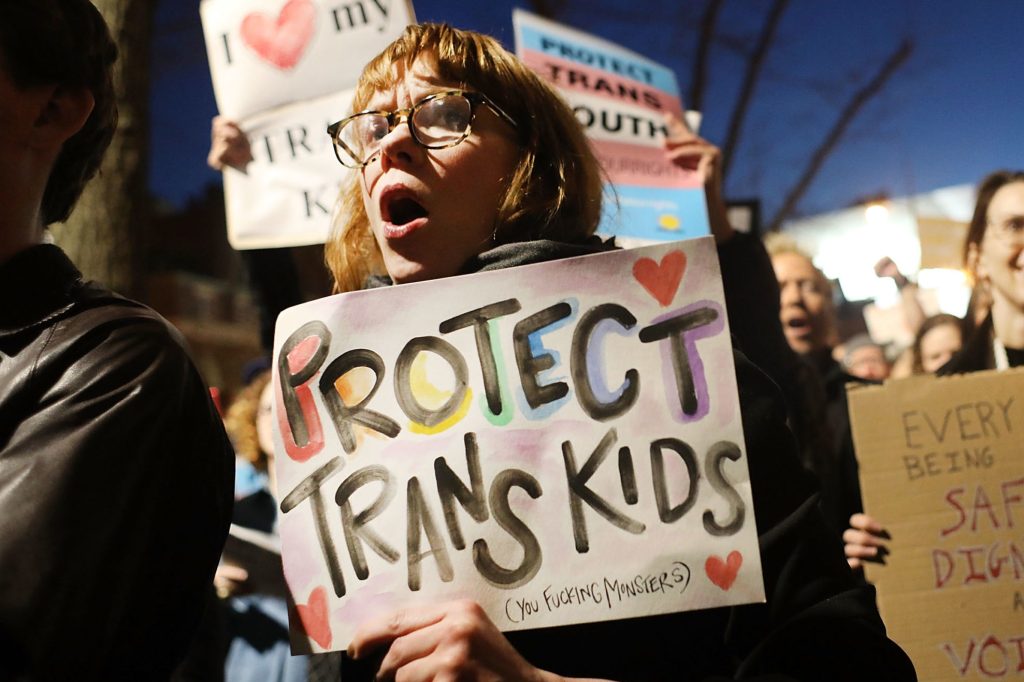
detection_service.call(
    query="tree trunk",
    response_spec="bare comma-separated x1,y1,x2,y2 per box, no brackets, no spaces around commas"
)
50,0,153,298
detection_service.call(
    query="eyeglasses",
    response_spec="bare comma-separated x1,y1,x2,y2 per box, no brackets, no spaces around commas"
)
327,89,518,169
985,215,1024,246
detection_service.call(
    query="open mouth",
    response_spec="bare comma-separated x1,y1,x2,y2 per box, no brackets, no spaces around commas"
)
783,315,810,335
384,195,428,227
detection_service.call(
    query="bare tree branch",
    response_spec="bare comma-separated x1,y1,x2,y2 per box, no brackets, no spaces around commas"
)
766,39,914,233
688,0,724,112
720,0,789,179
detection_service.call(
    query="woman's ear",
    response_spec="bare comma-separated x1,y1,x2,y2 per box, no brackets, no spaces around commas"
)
30,85,96,151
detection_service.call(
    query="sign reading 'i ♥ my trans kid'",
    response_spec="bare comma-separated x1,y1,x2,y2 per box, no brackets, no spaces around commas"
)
271,237,764,653
199,0,415,249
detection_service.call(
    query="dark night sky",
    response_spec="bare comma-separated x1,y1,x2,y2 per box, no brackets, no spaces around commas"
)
151,0,1023,224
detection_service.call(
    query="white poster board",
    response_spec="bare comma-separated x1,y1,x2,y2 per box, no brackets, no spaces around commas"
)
271,238,764,653
200,0,414,248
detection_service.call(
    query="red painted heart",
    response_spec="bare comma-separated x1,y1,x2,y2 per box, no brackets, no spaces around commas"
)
296,585,332,649
632,250,687,307
705,551,743,591
241,0,316,70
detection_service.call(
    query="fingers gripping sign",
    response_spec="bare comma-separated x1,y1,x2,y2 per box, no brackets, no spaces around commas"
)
350,600,558,682
208,115,254,172
843,513,890,570
662,113,733,244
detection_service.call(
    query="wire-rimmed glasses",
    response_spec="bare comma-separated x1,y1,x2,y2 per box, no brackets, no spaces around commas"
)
327,89,518,169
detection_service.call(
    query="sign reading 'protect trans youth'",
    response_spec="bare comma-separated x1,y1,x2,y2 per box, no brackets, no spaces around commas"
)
271,238,762,653
513,10,710,243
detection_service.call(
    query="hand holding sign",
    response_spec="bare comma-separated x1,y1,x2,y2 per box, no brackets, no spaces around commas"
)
843,512,889,570
350,600,544,682
663,114,733,244
208,116,254,172
272,238,764,652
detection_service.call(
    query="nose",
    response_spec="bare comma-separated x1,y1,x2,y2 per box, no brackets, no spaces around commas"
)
1014,245,1024,268
376,113,419,170
779,281,802,307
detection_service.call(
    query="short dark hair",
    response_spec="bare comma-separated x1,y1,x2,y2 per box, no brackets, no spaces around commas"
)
0,0,118,225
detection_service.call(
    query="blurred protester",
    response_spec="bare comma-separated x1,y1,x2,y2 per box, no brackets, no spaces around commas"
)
842,334,891,381
216,370,313,682
767,239,839,357
910,313,964,375
764,237,865,536
0,2,234,679
874,255,926,336
846,169,1024,569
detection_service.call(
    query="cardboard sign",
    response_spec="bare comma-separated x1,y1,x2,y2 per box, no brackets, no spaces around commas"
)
200,0,414,248
271,238,763,652
513,10,709,243
918,216,969,272
849,368,1024,680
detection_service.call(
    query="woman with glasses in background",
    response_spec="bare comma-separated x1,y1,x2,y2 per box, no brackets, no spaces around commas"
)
846,170,1024,568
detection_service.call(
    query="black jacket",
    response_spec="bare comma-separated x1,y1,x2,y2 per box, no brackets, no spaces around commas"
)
343,238,913,680
717,233,863,537
0,245,235,680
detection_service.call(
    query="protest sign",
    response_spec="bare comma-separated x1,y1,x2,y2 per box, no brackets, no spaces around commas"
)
271,237,763,652
221,89,351,249
201,0,413,120
849,368,1024,680
918,216,969,271
200,0,414,248
513,10,710,244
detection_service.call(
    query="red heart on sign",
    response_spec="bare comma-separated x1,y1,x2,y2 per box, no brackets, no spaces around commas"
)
632,250,687,307
705,551,742,591
241,0,316,70
296,585,332,649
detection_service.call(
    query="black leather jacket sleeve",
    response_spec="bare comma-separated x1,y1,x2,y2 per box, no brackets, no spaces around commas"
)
0,274,234,680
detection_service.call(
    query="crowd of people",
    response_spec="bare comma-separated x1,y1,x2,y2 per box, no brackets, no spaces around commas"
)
3,1,1022,680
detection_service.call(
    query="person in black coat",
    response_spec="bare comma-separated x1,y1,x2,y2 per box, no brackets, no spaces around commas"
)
0,2,234,678
304,22,914,681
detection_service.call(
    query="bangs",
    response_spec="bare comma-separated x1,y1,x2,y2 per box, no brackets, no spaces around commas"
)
350,24,506,115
